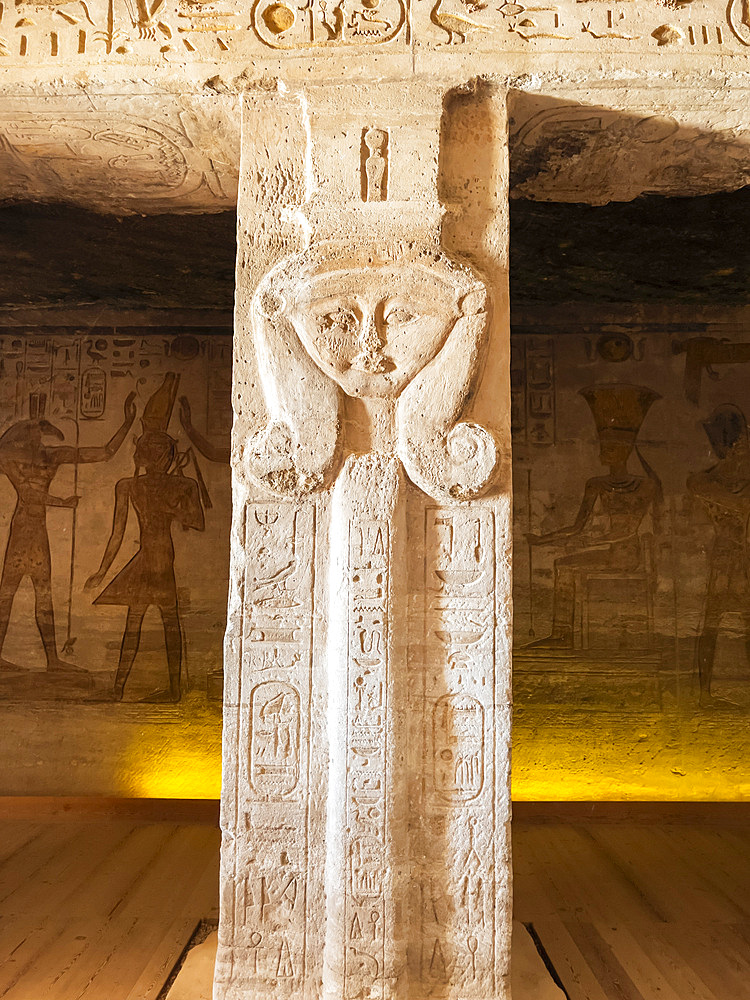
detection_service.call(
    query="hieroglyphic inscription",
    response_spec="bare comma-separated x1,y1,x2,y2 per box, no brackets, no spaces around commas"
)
344,514,390,999
250,681,301,795
3,0,750,59
526,338,555,446
232,501,315,992
253,0,407,48
322,454,404,1000
420,0,740,50
0,0,409,61
422,507,496,996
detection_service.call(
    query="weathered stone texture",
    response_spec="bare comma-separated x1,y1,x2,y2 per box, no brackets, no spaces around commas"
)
215,82,512,1000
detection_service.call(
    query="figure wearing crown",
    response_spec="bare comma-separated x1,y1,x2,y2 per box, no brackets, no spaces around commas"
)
526,383,662,649
86,374,205,702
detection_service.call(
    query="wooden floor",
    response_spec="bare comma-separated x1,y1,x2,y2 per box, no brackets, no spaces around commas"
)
0,811,748,999
514,819,750,1000
0,819,219,1000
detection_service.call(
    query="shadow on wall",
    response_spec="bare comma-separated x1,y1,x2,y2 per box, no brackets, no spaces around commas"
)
508,91,750,205
508,92,750,800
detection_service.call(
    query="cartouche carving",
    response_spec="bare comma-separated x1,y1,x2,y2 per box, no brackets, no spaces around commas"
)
243,243,497,502
253,0,407,48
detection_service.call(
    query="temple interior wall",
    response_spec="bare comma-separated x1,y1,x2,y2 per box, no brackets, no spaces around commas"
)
3,308,750,801
511,306,750,800
0,324,231,797
2,78,750,806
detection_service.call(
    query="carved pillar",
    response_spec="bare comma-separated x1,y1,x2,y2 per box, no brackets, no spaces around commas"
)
216,80,512,1000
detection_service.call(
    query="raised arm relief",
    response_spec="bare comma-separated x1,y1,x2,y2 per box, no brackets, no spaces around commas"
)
242,241,497,501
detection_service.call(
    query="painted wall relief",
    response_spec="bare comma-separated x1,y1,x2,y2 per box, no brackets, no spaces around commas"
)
688,405,750,708
513,321,750,717
0,114,233,213
0,329,232,705
509,100,750,204
525,382,661,651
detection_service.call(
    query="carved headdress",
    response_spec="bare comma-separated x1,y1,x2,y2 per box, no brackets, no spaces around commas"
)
243,241,497,503
579,383,661,448
701,403,749,460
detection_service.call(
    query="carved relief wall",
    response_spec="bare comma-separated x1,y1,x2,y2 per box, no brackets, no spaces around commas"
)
0,326,231,797
0,99,239,215
1,0,749,66
512,307,750,800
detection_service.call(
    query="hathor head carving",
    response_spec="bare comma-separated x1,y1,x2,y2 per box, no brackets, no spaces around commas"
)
243,242,497,502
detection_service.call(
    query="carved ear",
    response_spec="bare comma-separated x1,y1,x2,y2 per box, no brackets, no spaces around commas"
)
396,302,497,502
242,289,340,498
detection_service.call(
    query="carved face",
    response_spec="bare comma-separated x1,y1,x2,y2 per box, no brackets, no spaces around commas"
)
289,263,462,398
599,435,634,468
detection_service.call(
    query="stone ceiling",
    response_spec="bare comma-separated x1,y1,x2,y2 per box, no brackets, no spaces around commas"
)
2,186,748,312
1,87,749,215
0,203,236,312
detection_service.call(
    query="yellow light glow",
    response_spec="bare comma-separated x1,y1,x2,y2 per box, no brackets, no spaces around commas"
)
512,701,750,801
117,694,223,799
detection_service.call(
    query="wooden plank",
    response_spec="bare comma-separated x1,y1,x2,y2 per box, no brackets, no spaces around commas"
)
0,824,45,869
517,825,587,920
165,930,217,1000
594,920,710,1000
587,825,740,927
516,829,612,1000
2,815,749,1000
0,823,180,998
560,918,647,1000
511,921,566,999
122,845,219,1000
521,827,663,1000
647,826,750,921
527,915,611,1000
0,799,220,826
657,917,750,998
0,822,137,962
558,827,718,1000
0,823,85,905
553,825,670,924
587,825,750,998
36,827,216,1000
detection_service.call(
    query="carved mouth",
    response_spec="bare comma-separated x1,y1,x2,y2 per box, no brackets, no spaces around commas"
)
350,350,393,374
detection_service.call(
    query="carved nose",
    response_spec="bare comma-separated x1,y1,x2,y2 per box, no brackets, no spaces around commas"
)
358,314,383,354
350,314,388,374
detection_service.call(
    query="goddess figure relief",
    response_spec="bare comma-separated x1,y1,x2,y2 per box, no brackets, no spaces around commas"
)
241,242,498,503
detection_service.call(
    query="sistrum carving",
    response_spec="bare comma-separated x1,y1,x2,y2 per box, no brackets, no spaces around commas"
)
242,242,498,503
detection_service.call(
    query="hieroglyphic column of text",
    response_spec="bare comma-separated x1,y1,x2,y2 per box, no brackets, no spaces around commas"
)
217,500,315,994
324,455,407,1000
420,506,497,997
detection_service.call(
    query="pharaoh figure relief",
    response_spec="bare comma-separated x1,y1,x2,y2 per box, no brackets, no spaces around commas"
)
217,239,507,1000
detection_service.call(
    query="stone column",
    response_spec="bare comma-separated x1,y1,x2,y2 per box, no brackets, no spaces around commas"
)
215,79,512,1000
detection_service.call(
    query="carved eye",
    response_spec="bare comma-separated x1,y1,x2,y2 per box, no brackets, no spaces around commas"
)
320,308,359,335
384,306,417,326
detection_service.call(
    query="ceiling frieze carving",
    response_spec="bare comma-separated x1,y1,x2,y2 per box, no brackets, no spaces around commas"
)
1,0,750,71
